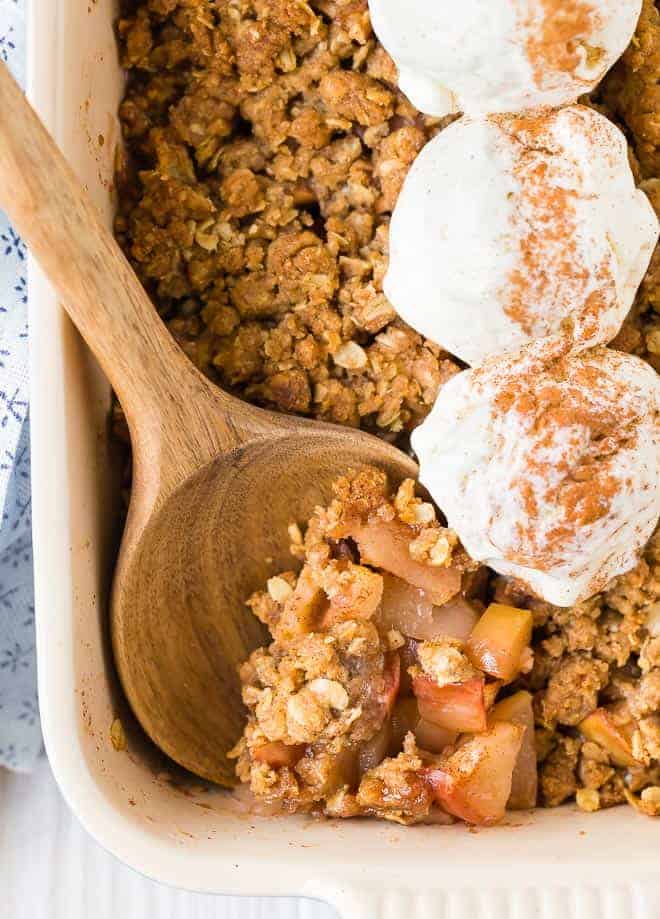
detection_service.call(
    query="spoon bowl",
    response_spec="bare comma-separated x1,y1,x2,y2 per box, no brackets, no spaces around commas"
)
115,426,416,783
0,61,417,784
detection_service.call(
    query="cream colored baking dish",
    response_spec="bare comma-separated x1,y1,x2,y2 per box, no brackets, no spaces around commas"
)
28,1,660,915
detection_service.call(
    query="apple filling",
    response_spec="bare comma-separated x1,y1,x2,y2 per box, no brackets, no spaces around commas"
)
231,466,660,824
231,467,541,825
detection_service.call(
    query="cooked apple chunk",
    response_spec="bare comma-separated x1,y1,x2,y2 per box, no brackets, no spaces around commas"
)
466,604,533,682
412,674,487,734
424,722,524,825
490,691,537,809
579,708,638,768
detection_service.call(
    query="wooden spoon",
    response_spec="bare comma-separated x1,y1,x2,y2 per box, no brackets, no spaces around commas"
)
0,63,418,783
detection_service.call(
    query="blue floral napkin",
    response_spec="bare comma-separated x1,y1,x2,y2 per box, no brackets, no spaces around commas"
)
0,0,42,772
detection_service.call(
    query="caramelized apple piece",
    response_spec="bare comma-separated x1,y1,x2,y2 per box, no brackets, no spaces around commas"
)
389,696,457,754
466,603,533,681
350,518,462,605
380,651,401,715
390,697,421,751
377,574,480,641
318,743,360,793
579,708,638,768
413,674,487,733
423,722,524,825
490,691,537,809
358,720,392,777
253,741,305,768
377,574,434,637
415,718,458,754
275,565,327,640
398,638,419,696
483,680,504,710
435,597,481,643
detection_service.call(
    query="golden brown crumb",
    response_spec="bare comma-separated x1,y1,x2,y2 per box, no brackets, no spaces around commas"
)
539,654,609,727
356,736,432,824
540,735,581,807
596,0,660,373
576,787,600,813
115,0,460,434
416,639,478,688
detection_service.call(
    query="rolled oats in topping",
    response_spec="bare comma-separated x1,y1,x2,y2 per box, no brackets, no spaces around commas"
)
115,0,460,435
416,638,478,688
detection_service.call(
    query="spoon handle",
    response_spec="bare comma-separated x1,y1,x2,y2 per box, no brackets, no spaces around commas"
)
0,62,253,487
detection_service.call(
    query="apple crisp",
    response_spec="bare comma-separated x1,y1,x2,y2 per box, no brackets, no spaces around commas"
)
114,0,660,822
230,468,660,824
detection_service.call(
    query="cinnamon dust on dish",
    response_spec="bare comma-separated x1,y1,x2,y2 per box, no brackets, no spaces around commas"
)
523,0,600,87
495,110,617,341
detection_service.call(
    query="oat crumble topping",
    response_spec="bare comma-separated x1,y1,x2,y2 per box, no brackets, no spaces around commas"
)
115,0,461,435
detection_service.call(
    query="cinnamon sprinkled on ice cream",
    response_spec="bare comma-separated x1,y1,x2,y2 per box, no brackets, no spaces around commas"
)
385,106,658,366
526,0,596,88
412,343,660,607
368,0,642,115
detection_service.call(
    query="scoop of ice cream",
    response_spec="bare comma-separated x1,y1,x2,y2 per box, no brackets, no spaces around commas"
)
385,106,658,367
368,0,642,116
411,343,660,607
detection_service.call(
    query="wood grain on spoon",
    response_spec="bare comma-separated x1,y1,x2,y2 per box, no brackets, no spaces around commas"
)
0,62,418,784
